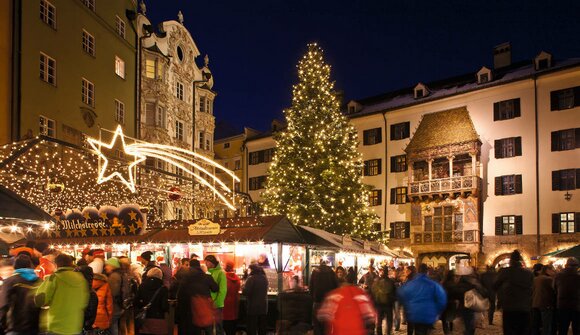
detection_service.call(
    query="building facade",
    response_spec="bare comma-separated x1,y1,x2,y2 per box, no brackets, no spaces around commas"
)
5,0,138,146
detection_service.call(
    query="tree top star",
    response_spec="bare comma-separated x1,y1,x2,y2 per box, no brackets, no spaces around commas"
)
87,125,145,193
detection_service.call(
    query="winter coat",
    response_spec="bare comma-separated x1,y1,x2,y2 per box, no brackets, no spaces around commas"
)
84,289,99,330
553,267,580,311
242,267,269,316
142,262,160,282
159,263,173,288
532,274,555,308
0,268,41,333
449,275,482,310
36,257,56,280
493,265,533,312
175,268,218,325
480,269,497,300
397,273,447,325
370,276,396,306
317,285,376,335
223,271,241,320
93,273,114,329
35,267,90,335
208,264,228,308
309,264,338,303
136,277,169,319
107,269,123,314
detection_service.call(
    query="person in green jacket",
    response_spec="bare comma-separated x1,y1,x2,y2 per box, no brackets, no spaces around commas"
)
205,254,227,335
35,254,89,335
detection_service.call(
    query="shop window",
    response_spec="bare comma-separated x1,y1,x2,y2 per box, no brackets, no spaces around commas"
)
363,128,382,145
552,212,577,234
390,122,410,140
364,159,381,176
389,222,410,239
493,98,520,121
391,155,407,172
494,174,522,195
551,128,579,151
551,87,580,111
390,187,407,204
495,137,522,158
552,169,579,191
369,189,382,206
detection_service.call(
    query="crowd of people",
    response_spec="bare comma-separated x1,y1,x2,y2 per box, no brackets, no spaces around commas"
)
0,244,577,335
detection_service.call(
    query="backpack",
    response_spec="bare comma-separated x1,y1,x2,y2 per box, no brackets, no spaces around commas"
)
372,278,393,305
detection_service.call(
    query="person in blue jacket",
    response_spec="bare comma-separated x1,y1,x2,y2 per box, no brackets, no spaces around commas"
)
397,263,447,335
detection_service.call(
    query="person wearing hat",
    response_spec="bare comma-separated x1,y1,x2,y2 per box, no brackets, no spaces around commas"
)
205,255,227,335
553,257,579,335
493,250,533,335
140,251,161,282
135,267,169,334
89,249,106,274
93,268,114,332
105,257,124,335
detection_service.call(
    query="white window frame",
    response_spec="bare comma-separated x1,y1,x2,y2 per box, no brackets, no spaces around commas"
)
115,15,126,38
175,120,184,141
115,56,125,79
176,81,184,100
156,106,166,128
115,99,125,124
82,0,95,11
40,52,56,85
39,115,56,137
40,0,56,29
82,78,95,107
82,30,95,56
200,96,206,112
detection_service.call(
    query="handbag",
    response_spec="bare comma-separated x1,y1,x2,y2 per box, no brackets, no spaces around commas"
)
135,286,164,328
464,288,490,312
191,295,216,327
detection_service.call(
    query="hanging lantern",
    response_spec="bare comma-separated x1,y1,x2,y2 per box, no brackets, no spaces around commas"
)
168,187,181,201
54,208,63,216
46,182,65,193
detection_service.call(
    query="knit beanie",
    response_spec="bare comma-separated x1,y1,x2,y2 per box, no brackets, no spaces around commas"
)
105,257,120,269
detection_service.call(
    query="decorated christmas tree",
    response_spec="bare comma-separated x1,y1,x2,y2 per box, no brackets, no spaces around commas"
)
263,43,377,239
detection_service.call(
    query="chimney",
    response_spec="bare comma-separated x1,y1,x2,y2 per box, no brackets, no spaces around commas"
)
493,42,511,69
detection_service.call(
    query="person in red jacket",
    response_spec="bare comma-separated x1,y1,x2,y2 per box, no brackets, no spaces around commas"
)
93,272,114,331
317,273,376,335
223,262,241,335
36,249,58,280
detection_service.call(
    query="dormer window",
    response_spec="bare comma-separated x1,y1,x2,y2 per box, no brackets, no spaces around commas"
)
535,51,553,71
477,66,492,85
414,83,428,99
347,100,362,114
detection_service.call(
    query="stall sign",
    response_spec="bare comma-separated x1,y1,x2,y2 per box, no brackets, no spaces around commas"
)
342,235,353,248
188,219,221,236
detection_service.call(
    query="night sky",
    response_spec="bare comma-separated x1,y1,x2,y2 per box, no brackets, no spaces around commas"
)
146,0,580,134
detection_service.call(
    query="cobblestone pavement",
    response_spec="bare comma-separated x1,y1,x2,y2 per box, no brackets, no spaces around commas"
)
390,311,503,335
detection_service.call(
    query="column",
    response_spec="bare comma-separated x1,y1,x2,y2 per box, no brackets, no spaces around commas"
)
470,153,477,177
448,155,454,177
427,159,433,180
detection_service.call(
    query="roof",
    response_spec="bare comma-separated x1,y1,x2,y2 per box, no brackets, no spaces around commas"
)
214,121,245,141
0,185,54,224
349,58,580,118
297,225,394,256
144,43,165,56
405,107,479,152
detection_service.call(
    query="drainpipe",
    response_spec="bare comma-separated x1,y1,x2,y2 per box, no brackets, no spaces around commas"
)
534,76,540,256
11,0,22,142
382,112,388,232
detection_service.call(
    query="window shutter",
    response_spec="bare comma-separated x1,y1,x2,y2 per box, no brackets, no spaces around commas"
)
576,169,580,189
377,190,382,204
495,176,503,195
390,188,396,204
513,98,521,117
575,213,580,233
550,91,559,111
494,139,502,158
515,137,522,156
404,122,410,138
390,124,395,140
515,215,523,235
390,156,396,173
389,223,394,238
377,159,382,175
377,129,382,143
551,131,559,151
552,213,560,233
363,131,369,145
552,171,560,191
576,128,580,149
495,217,502,235
493,102,500,121
404,222,410,239
574,87,580,108
515,175,523,194
364,161,369,176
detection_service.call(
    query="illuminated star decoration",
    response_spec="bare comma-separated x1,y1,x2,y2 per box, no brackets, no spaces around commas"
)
87,125,146,193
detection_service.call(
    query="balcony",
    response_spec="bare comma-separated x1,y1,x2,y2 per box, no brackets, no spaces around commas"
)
412,229,480,244
409,175,480,197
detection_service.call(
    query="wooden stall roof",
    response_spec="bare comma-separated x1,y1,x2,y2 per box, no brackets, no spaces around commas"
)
0,185,54,223
33,229,160,245
297,225,392,256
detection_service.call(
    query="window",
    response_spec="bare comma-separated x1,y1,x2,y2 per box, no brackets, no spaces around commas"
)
364,159,381,176
40,0,56,29
82,0,95,11
145,58,160,79
552,169,580,191
551,87,580,111
479,73,489,84
234,182,240,192
156,106,166,127
224,143,230,149
390,187,407,204
234,160,241,170
198,132,204,149
551,128,579,151
207,99,212,114
200,96,206,112
115,56,125,79
369,190,382,206
175,120,184,141
363,128,382,145
249,176,267,191
115,15,126,38
39,53,56,85
205,137,211,151
82,78,94,106
416,89,424,98
389,222,410,239
390,122,410,140
249,149,275,165
391,155,407,172
39,115,55,137
552,213,577,234
176,81,184,100
82,30,95,56
495,215,522,235
495,137,522,158
224,162,229,169
493,98,521,121
494,174,522,195
174,208,183,221
115,100,124,124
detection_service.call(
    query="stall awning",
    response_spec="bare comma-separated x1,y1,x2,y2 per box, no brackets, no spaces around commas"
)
0,185,54,224
550,245,580,258
297,225,392,256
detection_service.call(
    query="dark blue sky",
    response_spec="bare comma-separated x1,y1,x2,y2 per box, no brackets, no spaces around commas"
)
147,0,580,133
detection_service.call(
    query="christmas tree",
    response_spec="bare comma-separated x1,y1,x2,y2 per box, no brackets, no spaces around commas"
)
263,43,377,238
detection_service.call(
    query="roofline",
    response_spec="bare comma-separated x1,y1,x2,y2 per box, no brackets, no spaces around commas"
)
349,60,580,120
